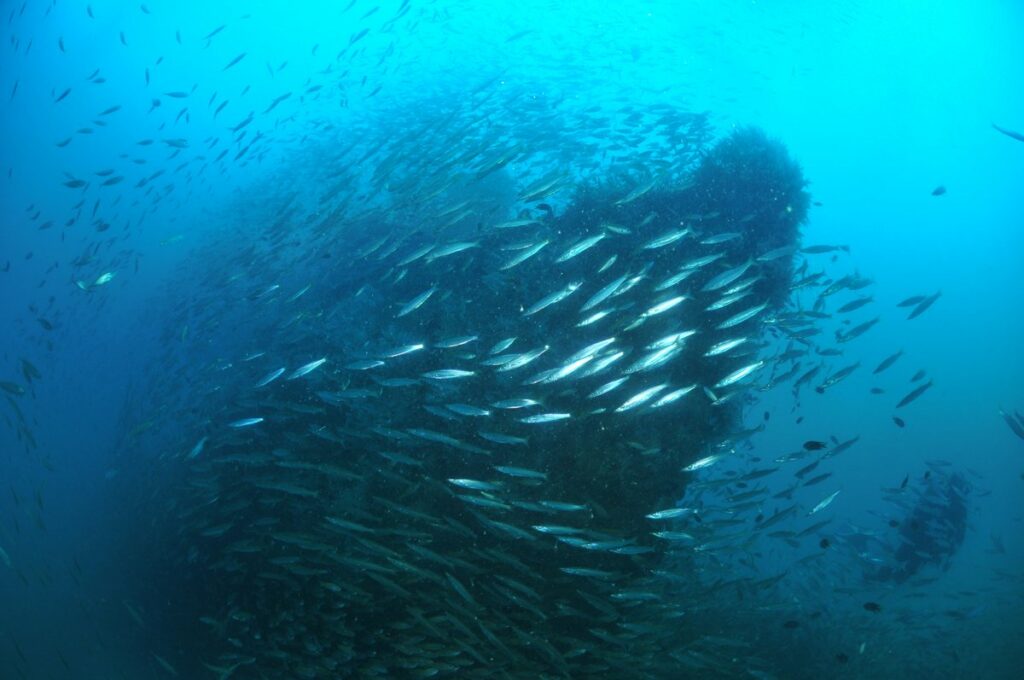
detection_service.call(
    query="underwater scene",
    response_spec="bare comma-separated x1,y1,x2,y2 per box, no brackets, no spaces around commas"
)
1,1,1023,678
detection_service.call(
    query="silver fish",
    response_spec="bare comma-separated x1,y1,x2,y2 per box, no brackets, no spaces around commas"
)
524,282,581,316
255,367,286,387
714,360,764,389
287,358,327,379
397,286,437,317
422,369,475,380
556,233,606,263
616,384,668,412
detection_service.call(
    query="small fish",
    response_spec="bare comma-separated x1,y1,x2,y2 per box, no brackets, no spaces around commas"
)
999,408,1024,441
803,440,827,451
907,291,941,320
397,286,437,317
837,296,873,314
863,602,882,613
519,413,570,424
808,489,841,515
683,454,723,472
931,186,946,196
616,384,668,412
223,52,246,70
524,282,581,316
287,358,327,380
714,361,764,389
228,417,263,428
153,654,178,676
896,380,933,408
896,294,926,307
892,416,906,428
256,367,286,387
186,436,208,460
801,244,850,254
494,466,547,480
556,233,606,263
992,122,1024,143
422,369,474,380
448,478,501,491
646,507,693,520
873,350,903,374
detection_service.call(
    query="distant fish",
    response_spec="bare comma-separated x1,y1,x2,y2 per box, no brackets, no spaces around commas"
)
931,186,946,196
873,349,903,374
801,244,849,254
228,417,263,428
223,52,246,70
991,123,1024,143
186,436,208,460
907,291,941,320
998,408,1024,441
896,380,933,408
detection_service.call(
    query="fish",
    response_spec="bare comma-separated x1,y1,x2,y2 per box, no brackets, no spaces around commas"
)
186,436,208,460
896,380,933,408
580,274,627,312
228,417,264,428
836,317,879,343
837,296,873,314
801,244,850,254
897,294,926,307
422,369,475,380
223,52,247,70
714,361,765,389
702,260,754,292
524,282,581,316
287,358,327,380
907,291,941,320
873,350,903,374
999,408,1024,441
931,186,946,196
556,233,606,262
501,239,549,270
716,302,768,329
255,368,286,387
396,286,437,317
643,228,690,250
808,490,841,515
683,454,724,472
646,507,694,520
615,384,668,412
815,362,860,393
519,412,571,424
992,122,1024,143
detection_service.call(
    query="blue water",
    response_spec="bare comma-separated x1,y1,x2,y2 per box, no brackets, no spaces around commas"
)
2,1,1022,678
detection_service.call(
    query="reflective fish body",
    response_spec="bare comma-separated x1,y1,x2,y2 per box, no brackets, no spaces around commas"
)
714,361,765,389
228,417,264,428
287,358,327,380
255,367,286,387
397,286,437,317
524,282,581,316
616,384,669,412
556,233,606,262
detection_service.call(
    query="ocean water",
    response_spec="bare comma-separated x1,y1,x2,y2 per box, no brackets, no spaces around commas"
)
1,1,1023,678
